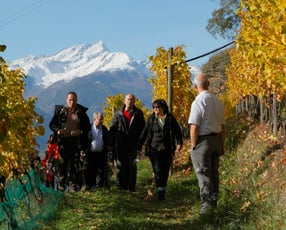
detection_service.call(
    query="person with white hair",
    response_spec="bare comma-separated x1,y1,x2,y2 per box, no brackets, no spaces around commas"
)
85,112,111,190
188,73,226,214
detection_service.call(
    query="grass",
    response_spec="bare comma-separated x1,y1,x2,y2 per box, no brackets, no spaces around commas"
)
39,157,241,230
40,158,202,230
38,119,286,230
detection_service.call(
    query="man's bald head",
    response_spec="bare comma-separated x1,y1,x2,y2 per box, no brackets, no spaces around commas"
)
194,73,209,90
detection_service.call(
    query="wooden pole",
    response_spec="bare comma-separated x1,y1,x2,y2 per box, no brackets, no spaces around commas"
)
167,47,173,113
167,47,174,175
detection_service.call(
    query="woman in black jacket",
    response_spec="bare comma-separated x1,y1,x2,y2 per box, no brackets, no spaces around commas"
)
138,99,183,200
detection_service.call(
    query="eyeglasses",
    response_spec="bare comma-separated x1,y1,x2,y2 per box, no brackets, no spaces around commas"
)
153,106,161,109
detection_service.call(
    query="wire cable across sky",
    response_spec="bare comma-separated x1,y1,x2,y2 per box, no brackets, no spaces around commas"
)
185,41,235,63
0,0,49,29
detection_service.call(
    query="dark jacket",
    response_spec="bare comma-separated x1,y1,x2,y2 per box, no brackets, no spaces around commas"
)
138,113,183,156
49,103,91,151
109,105,145,153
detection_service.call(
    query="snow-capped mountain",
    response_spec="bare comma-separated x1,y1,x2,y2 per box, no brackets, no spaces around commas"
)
10,40,150,88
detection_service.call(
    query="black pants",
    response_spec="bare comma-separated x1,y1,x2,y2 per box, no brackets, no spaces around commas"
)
58,137,80,189
116,150,137,191
149,150,173,190
86,151,108,188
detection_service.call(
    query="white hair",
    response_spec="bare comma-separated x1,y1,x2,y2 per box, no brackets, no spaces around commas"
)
93,112,103,119
194,74,209,88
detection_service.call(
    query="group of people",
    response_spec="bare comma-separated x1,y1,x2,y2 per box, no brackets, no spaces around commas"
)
41,72,225,214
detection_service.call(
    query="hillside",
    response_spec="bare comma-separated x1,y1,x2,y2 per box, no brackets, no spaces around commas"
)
226,122,286,219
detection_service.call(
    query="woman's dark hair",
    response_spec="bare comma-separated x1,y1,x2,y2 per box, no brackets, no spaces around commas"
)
152,99,169,114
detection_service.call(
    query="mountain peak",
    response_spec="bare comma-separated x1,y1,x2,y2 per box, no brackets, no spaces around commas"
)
54,41,109,61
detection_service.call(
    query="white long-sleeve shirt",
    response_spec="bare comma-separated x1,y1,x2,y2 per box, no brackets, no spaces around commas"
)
90,123,104,152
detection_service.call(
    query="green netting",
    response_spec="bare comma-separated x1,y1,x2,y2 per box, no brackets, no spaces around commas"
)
0,169,64,230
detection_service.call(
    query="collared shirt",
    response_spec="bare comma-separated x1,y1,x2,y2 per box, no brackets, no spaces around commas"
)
155,114,166,129
188,90,225,136
90,123,104,152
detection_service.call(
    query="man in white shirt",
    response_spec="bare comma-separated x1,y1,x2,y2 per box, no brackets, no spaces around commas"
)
86,112,110,190
188,73,226,214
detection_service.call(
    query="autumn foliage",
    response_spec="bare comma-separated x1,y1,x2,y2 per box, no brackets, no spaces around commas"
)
149,46,196,128
0,48,44,179
226,0,286,105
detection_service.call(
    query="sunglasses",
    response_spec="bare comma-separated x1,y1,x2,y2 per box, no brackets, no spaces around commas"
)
153,106,161,109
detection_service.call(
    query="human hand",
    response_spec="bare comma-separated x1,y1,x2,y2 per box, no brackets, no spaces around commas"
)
133,158,139,165
80,150,86,158
176,145,181,152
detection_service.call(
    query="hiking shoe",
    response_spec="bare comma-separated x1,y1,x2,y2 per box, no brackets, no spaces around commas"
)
200,202,216,214
90,186,97,192
129,187,136,193
69,185,77,193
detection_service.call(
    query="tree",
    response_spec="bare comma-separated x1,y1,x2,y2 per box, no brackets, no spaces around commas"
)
201,49,230,95
207,0,241,40
0,46,44,179
149,46,195,129
225,0,286,135
201,49,234,118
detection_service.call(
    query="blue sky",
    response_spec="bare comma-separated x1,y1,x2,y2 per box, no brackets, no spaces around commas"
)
1,0,229,67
